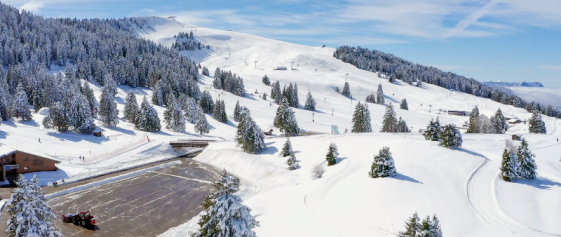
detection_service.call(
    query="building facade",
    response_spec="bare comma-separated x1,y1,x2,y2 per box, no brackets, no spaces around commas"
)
0,146,59,182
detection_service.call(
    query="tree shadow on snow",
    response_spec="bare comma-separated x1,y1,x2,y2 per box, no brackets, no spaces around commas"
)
265,141,276,146
260,145,278,155
334,157,347,165
393,173,423,184
0,130,6,139
19,119,39,127
2,120,17,127
224,120,237,128
513,176,561,190
106,126,136,136
456,148,488,159
46,131,108,144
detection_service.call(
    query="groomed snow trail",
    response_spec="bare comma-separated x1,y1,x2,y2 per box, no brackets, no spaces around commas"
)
464,146,560,237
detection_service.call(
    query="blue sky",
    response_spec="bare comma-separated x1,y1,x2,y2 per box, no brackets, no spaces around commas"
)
6,0,561,87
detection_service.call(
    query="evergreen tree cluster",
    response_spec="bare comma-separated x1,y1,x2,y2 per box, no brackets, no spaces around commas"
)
262,74,271,86
193,172,259,237
398,212,442,237
136,96,161,132
333,45,561,118
528,110,547,134
274,97,300,136
198,90,215,114
6,175,62,237
270,81,282,104
279,138,299,170
365,93,376,103
439,124,462,149
423,118,441,141
235,106,266,154
97,77,120,127
369,147,396,178
381,104,409,133
164,98,186,132
171,31,209,51
201,66,210,76
270,81,299,107
501,139,537,182
304,90,316,111
212,68,246,97
0,2,200,123
351,102,372,133
467,107,509,134
212,99,227,123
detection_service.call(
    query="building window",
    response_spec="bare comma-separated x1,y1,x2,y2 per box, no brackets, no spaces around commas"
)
24,156,28,161
33,159,44,166
24,167,28,170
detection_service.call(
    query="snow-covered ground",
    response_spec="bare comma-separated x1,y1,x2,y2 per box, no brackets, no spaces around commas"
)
2,16,560,236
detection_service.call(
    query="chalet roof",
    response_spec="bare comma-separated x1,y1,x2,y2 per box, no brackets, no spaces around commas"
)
0,145,60,163
0,145,16,157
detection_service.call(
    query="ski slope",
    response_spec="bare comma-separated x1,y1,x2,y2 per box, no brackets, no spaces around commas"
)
1,16,560,236
132,17,561,237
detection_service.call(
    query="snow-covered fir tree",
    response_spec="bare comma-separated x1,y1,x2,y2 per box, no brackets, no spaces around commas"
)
235,107,266,154
184,97,199,124
397,117,410,133
381,103,398,132
351,102,372,133
136,96,161,132
73,94,96,134
517,138,537,180
201,66,209,76
104,74,118,96
0,83,12,121
400,99,408,110
194,111,210,135
274,97,300,136
164,100,186,132
490,108,508,134
262,93,267,100
423,118,441,141
440,124,462,149
213,99,227,123
262,74,270,86
12,83,32,121
365,93,376,103
124,91,140,124
281,138,293,157
369,147,396,178
82,82,98,118
98,86,119,127
304,90,316,111
376,84,385,105
271,81,282,104
199,90,215,114
528,110,546,134
287,153,300,170
193,172,259,237
398,212,421,237
389,75,396,83
326,143,338,166
233,100,241,122
467,106,480,133
42,102,69,132
341,82,351,98
292,83,299,107
7,175,62,237
501,140,518,182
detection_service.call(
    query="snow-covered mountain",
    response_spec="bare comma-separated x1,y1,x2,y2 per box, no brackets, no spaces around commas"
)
484,81,544,88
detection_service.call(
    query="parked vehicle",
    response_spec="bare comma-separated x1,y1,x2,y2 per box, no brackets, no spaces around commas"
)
62,210,96,227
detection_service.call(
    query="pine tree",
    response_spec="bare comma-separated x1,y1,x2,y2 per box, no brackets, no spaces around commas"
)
381,104,398,132
501,141,518,182
398,212,421,237
365,93,376,103
304,90,316,111
12,83,32,121
124,91,140,124
423,118,441,141
0,84,12,121
287,153,300,170
74,94,95,134
165,100,186,132
199,90,214,114
104,74,118,96
440,124,462,149
42,102,69,132
528,110,546,134
184,97,199,124
98,86,119,127
235,108,266,154
213,99,226,123
233,101,241,122
389,75,396,83
400,99,408,110
136,96,161,132
262,74,270,86
193,172,258,237
7,175,62,237
262,93,267,100
369,147,396,178
326,143,338,166
397,117,410,133
82,82,98,117
274,97,300,136
342,82,351,98
281,138,293,157
376,84,384,105
467,106,480,133
489,108,508,134
517,138,537,180
351,102,372,133
292,83,299,107
418,215,443,237
194,111,210,135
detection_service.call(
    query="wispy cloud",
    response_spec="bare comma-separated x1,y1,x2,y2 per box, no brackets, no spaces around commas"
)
20,0,43,13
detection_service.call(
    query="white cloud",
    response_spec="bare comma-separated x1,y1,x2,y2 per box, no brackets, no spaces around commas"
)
20,0,44,13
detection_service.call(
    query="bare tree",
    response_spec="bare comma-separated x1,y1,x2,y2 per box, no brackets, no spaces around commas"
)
311,163,325,179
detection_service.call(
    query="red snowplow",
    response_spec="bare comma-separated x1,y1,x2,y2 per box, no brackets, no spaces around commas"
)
62,210,96,227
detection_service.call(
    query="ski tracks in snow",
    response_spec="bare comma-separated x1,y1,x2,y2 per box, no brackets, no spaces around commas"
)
464,147,561,236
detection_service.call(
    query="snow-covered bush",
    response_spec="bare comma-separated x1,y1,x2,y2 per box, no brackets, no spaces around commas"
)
311,164,325,179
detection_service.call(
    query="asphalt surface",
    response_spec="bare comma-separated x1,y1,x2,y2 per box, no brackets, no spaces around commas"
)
46,158,221,237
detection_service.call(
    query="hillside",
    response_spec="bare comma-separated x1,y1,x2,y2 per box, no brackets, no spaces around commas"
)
484,81,544,88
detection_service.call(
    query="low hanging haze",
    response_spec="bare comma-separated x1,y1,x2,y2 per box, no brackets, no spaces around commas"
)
6,0,561,87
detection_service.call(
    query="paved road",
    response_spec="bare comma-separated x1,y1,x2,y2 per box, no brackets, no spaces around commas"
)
47,158,221,237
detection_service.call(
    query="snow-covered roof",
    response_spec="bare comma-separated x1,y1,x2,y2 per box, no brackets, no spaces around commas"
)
0,145,16,157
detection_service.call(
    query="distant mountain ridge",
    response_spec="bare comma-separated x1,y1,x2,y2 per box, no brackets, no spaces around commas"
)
484,81,544,87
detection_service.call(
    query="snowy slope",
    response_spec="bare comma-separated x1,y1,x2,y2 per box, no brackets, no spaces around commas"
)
132,17,561,237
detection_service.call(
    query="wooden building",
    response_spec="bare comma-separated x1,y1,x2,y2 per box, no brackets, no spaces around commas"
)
447,110,468,116
0,145,60,182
